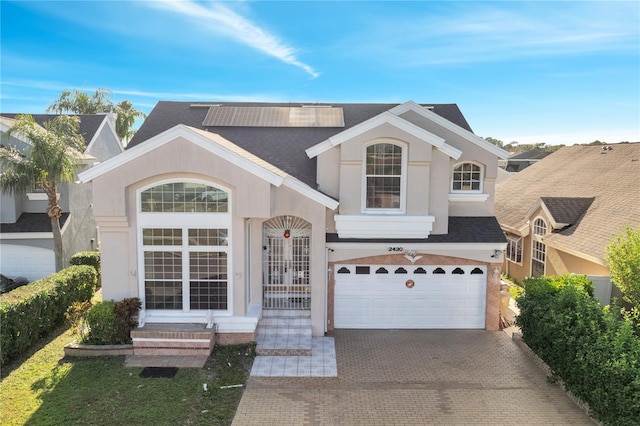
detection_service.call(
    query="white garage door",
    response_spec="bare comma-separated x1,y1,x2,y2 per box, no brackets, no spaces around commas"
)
0,244,55,282
334,265,486,329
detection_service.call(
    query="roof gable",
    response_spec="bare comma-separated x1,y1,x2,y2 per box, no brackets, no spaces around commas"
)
305,110,462,160
390,101,510,159
78,124,338,210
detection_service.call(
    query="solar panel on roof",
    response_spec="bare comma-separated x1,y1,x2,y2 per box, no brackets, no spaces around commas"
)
202,106,344,127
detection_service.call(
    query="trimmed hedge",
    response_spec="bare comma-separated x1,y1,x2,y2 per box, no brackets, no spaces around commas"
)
0,265,97,366
70,251,101,287
516,275,640,425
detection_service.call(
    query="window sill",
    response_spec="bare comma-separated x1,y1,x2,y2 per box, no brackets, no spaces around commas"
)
448,193,490,202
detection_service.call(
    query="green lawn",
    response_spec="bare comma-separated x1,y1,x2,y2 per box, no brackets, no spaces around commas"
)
0,325,255,426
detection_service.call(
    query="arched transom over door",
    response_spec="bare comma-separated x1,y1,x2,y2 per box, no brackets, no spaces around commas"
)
263,216,311,310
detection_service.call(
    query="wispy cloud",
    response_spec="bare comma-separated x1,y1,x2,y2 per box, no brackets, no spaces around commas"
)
346,2,639,66
145,0,319,78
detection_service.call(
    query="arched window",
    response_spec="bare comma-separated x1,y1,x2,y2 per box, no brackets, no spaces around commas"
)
531,217,547,277
452,267,465,274
337,267,351,274
470,267,484,275
432,267,446,274
364,142,406,211
414,267,427,274
394,267,408,274
140,182,228,213
138,180,231,314
451,162,483,192
375,267,389,274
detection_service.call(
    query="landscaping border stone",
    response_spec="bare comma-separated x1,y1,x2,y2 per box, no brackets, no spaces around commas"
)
64,341,133,357
512,332,601,425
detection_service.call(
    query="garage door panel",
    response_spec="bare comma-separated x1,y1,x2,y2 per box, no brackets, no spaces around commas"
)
334,264,486,329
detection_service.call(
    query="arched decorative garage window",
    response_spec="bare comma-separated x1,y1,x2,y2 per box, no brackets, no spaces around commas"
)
414,267,427,274
432,267,446,274
375,267,389,274
452,267,465,274
470,267,484,275
138,180,231,314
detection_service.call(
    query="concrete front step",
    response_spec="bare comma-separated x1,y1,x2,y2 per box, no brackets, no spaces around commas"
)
256,309,313,356
131,323,215,357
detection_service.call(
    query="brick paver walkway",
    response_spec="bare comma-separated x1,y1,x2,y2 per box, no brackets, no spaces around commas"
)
232,330,595,425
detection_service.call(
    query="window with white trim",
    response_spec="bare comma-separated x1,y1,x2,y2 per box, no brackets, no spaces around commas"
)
531,217,547,277
138,180,231,312
506,235,523,264
451,162,483,192
364,142,405,211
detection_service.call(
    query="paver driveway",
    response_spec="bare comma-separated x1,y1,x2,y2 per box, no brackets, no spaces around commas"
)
232,330,594,425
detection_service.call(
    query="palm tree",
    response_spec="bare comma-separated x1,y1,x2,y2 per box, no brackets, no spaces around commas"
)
0,114,85,271
47,88,146,142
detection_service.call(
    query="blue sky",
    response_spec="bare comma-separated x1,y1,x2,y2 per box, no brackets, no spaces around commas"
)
1,0,638,145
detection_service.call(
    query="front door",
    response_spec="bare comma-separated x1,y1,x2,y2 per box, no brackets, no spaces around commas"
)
263,216,311,310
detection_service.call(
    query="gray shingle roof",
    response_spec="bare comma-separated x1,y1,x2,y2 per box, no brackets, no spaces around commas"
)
127,102,472,187
540,197,594,226
496,143,640,261
1,213,70,231
327,216,506,244
1,113,107,147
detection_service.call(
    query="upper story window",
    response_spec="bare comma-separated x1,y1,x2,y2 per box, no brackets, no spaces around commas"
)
140,182,228,213
533,218,547,236
364,142,405,211
451,162,483,192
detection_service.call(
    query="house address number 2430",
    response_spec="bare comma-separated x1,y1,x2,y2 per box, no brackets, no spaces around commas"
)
388,247,403,252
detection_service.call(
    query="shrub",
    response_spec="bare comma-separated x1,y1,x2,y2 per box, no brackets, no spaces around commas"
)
516,275,640,424
113,298,141,344
70,251,101,287
84,301,118,345
83,298,141,345
65,300,92,338
0,265,97,366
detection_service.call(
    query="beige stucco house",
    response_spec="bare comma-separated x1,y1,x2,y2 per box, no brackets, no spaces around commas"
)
495,143,640,301
79,101,509,345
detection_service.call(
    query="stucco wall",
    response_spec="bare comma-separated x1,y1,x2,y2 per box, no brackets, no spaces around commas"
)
90,136,330,335
86,121,123,163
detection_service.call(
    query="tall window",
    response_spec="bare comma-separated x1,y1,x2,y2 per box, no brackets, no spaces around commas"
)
365,143,403,210
506,235,522,264
452,162,482,192
531,218,547,277
139,180,230,312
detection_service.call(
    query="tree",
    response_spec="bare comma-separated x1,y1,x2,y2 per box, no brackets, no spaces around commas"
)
114,100,146,143
47,88,146,143
0,114,85,271
606,226,640,308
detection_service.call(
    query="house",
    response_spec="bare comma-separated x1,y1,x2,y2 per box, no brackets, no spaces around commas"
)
78,101,509,346
498,148,549,173
0,113,122,281
495,143,640,302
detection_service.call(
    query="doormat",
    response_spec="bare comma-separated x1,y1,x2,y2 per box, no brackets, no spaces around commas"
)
139,367,178,378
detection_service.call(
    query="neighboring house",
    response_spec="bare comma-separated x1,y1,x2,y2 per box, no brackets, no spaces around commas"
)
0,113,122,281
498,148,549,173
495,143,640,302
79,101,509,343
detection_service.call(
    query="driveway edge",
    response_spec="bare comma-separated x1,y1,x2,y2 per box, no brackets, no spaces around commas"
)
512,332,601,425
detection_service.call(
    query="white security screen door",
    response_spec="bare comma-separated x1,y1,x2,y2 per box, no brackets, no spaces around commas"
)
263,216,311,310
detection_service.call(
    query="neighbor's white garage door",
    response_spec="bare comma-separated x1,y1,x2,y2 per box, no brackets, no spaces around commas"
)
334,265,486,329
0,244,55,282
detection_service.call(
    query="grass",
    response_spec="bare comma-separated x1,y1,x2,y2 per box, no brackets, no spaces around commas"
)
0,324,256,426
